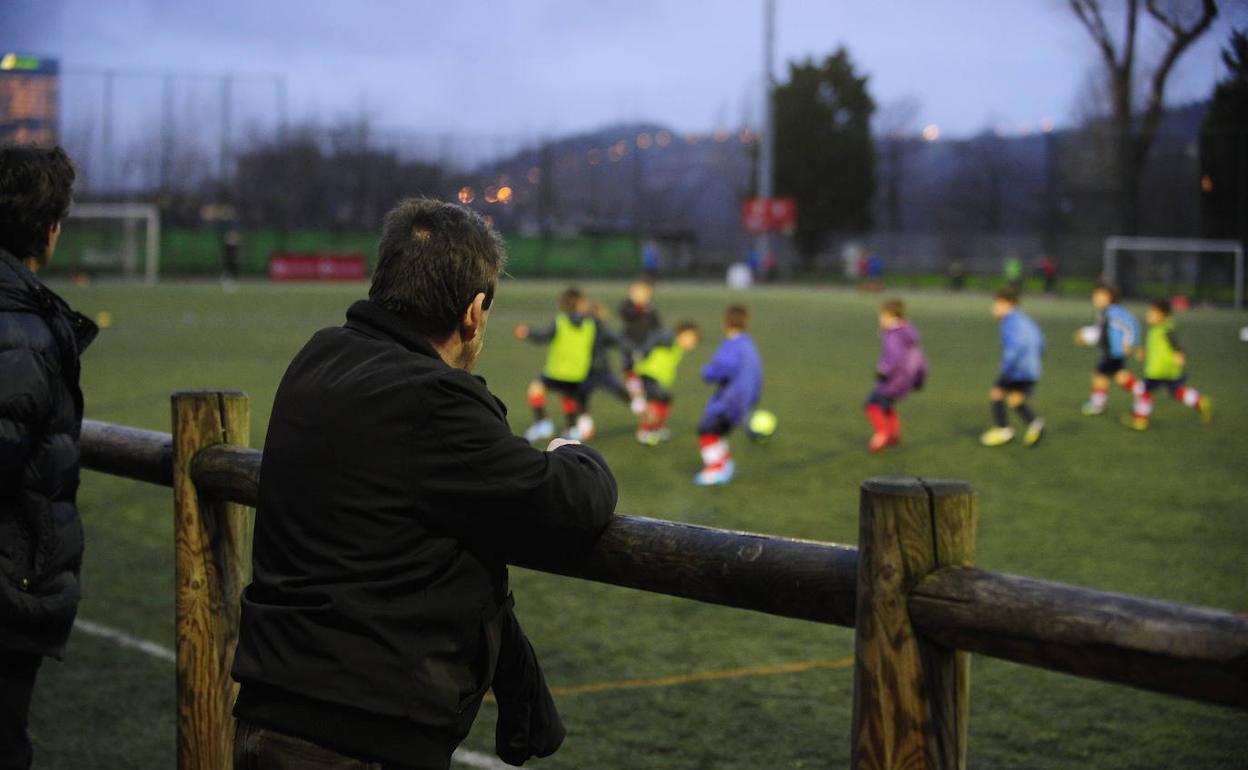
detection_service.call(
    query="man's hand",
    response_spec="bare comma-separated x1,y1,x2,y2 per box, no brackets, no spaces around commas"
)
546,438,580,452
513,324,530,340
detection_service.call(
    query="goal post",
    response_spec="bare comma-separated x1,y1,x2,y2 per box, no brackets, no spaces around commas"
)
1103,236,1244,310
65,202,162,285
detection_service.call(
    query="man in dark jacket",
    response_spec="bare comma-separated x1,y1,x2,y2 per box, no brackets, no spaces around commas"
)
231,198,617,769
0,144,97,770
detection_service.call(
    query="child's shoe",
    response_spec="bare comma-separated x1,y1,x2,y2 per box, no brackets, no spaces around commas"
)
694,460,735,486
525,419,555,442
1198,396,1213,424
636,429,660,446
1081,401,1104,416
980,426,1015,447
1122,415,1149,431
868,431,891,454
1023,418,1045,447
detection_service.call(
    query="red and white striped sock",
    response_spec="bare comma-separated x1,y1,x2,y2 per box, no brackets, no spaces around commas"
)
1119,373,1138,394
1133,391,1153,419
699,434,730,471
1090,387,1108,409
1175,386,1201,409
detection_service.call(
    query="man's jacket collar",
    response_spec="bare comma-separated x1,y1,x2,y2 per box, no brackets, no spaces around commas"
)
345,299,443,361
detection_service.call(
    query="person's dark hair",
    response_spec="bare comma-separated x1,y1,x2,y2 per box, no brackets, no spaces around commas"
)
1092,282,1119,302
675,320,701,338
370,198,507,339
881,298,906,319
995,287,1021,305
0,144,76,263
558,287,584,313
1150,298,1172,316
723,304,749,330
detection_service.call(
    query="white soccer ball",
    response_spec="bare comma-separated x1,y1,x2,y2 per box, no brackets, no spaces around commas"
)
1240,325,1248,342
1077,325,1100,346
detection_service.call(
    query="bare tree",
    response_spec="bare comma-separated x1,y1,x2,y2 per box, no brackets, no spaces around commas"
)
1068,0,1219,234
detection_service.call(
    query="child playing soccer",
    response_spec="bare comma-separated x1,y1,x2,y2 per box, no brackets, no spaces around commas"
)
1075,283,1140,416
618,278,662,414
980,288,1046,447
696,305,763,486
865,299,927,454
515,287,620,442
633,321,702,445
580,300,632,410
1123,299,1213,430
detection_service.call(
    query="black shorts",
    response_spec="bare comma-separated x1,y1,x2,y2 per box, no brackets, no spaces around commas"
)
994,378,1036,396
540,376,584,399
641,376,672,404
1144,377,1185,395
864,386,898,410
1095,356,1126,376
697,414,735,436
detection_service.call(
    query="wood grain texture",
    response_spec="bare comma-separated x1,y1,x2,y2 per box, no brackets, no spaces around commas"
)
171,391,250,770
911,566,1248,708
851,477,976,770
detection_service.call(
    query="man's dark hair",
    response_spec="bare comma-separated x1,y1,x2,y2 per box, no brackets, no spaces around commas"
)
558,287,584,313
1150,298,1172,316
724,304,749,330
370,198,507,339
995,287,1021,305
0,144,76,263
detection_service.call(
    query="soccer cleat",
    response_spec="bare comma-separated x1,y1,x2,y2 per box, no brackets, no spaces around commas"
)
868,431,891,454
1198,396,1213,424
979,426,1015,447
1024,418,1045,447
1081,401,1105,416
1122,415,1149,432
524,419,555,442
694,460,735,486
635,429,661,446
652,427,671,443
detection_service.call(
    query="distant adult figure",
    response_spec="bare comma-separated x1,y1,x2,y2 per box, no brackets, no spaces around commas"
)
1004,254,1023,287
947,259,966,291
1039,255,1058,294
231,198,618,769
641,238,660,279
0,144,98,770
865,253,885,292
221,227,241,292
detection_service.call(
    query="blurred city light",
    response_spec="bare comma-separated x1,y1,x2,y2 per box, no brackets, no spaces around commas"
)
526,167,540,184
655,130,672,147
497,185,513,203
457,186,474,204
484,186,499,203
1040,117,1056,133
713,129,730,143
636,132,653,149
738,129,755,144
1201,174,1213,192
921,124,941,142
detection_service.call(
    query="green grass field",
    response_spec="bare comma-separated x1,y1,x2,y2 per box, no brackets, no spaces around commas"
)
28,279,1248,769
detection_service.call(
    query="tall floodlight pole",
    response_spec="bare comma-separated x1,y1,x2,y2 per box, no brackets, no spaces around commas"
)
755,0,776,267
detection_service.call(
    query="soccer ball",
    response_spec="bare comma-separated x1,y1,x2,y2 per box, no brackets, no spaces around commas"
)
748,409,777,441
1240,325,1248,342
1076,325,1100,346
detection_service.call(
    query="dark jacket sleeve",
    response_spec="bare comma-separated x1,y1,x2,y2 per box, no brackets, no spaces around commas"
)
412,369,617,555
526,322,557,344
0,338,52,476
637,328,675,358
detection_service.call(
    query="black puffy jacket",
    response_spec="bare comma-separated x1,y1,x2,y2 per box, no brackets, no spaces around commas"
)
0,249,97,658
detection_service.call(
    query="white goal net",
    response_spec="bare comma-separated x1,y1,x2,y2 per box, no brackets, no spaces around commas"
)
1103,236,1244,310
63,202,162,285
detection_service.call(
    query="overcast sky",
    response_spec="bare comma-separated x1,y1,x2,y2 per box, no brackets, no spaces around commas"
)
4,0,1245,140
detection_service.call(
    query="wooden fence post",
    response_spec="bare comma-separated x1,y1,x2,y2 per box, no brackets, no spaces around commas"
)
171,391,251,770
851,477,977,770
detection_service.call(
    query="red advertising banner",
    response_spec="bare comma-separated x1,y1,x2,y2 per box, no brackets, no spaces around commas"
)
741,197,797,234
268,253,367,281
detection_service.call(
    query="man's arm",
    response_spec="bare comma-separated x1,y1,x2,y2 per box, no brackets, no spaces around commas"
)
412,370,617,555
0,339,53,477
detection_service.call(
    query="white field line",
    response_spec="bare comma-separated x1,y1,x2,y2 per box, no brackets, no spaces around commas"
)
72,618,508,769
74,618,176,662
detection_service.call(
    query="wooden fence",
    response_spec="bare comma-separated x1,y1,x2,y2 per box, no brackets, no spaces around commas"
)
78,391,1248,770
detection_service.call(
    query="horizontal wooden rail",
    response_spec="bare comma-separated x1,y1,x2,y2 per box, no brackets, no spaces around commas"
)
77,419,1248,710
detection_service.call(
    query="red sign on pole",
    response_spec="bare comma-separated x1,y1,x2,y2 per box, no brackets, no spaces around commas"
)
268,253,367,281
741,197,797,234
